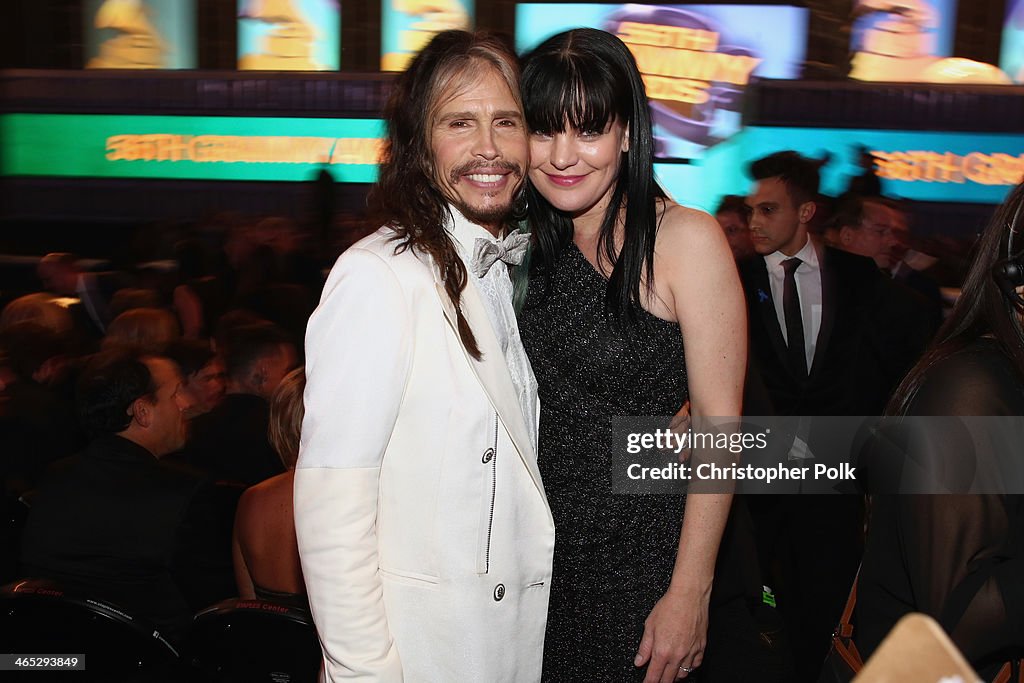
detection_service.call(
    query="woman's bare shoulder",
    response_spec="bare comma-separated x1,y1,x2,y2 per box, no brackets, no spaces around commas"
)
236,472,294,522
655,200,728,256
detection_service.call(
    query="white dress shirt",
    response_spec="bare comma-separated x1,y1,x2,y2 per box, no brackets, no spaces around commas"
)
447,207,539,448
764,237,822,371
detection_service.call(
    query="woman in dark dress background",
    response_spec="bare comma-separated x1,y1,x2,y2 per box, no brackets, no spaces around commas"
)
857,181,1024,678
517,29,746,682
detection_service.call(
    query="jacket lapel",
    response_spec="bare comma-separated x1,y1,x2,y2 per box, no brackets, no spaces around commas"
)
811,245,836,377
432,275,546,499
751,258,792,375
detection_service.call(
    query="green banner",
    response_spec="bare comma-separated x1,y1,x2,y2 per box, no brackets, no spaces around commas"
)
0,113,384,182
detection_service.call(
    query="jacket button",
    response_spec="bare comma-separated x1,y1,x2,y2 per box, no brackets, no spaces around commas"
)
493,584,505,601
482,448,494,464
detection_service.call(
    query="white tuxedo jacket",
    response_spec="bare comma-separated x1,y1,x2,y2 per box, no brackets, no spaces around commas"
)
296,226,555,682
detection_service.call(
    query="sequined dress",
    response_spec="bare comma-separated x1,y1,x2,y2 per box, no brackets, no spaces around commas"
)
519,243,689,682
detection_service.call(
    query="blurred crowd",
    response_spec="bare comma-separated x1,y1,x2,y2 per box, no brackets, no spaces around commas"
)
0,153,1001,664
0,209,375,638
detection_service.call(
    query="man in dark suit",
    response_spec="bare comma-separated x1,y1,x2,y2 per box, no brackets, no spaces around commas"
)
887,200,946,310
740,152,933,681
833,194,943,334
181,321,297,486
742,152,934,418
19,349,227,642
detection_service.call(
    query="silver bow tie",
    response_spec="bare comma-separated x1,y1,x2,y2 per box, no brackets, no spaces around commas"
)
470,230,530,278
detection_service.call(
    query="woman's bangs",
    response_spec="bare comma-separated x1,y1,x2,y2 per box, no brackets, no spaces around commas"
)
524,59,617,135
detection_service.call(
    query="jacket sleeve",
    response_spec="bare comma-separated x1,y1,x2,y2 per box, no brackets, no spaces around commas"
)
295,246,413,682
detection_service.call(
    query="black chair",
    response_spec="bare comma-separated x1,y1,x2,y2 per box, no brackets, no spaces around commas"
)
0,495,30,584
0,578,182,682
184,597,320,683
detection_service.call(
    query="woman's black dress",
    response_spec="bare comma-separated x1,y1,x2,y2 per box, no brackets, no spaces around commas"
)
857,339,1024,678
519,243,689,682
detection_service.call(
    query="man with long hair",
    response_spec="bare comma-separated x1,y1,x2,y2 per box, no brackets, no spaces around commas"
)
295,31,554,682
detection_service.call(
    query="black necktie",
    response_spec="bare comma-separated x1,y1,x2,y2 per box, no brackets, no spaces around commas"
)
781,257,807,379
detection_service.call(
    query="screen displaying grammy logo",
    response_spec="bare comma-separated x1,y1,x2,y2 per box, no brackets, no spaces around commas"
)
237,0,340,71
0,114,383,183
84,0,196,69
515,4,808,160
850,0,1012,84
381,0,474,72
1002,0,1024,84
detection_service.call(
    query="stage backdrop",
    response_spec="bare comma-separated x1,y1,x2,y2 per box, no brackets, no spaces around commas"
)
515,3,808,160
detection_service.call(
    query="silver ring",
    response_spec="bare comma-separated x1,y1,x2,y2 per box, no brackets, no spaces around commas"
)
679,666,692,673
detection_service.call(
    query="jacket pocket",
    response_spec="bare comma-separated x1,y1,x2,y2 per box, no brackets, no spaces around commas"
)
378,567,441,588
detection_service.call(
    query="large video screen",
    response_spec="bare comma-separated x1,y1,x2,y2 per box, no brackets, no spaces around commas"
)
1002,0,1024,84
84,0,196,69
382,0,474,72
237,0,340,71
655,127,1024,215
850,0,957,59
849,0,1015,83
515,3,808,160
0,114,383,183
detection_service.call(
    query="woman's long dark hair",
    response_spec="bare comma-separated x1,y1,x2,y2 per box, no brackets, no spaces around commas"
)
521,28,665,321
368,31,523,360
887,182,1024,415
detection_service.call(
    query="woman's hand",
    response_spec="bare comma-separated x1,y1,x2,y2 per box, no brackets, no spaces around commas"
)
666,400,692,462
634,582,710,682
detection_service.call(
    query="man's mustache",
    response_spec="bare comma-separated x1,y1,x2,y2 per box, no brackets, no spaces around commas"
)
449,160,523,184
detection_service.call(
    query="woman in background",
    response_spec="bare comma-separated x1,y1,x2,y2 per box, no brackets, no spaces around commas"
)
517,29,747,682
232,366,306,609
857,182,1024,679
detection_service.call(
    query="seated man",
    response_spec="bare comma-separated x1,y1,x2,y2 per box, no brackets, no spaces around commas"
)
165,339,227,419
19,349,225,641
183,322,297,486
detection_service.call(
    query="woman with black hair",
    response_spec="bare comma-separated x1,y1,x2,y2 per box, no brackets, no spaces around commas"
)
857,182,1024,678
518,29,747,682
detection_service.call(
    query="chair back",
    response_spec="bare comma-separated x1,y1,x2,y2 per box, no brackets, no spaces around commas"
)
0,578,181,681
184,597,320,683
0,496,30,583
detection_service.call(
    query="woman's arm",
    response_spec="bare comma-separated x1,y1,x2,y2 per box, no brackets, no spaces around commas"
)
635,204,746,683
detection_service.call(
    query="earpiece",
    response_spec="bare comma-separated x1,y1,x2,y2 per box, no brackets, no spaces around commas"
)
991,197,1024,306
